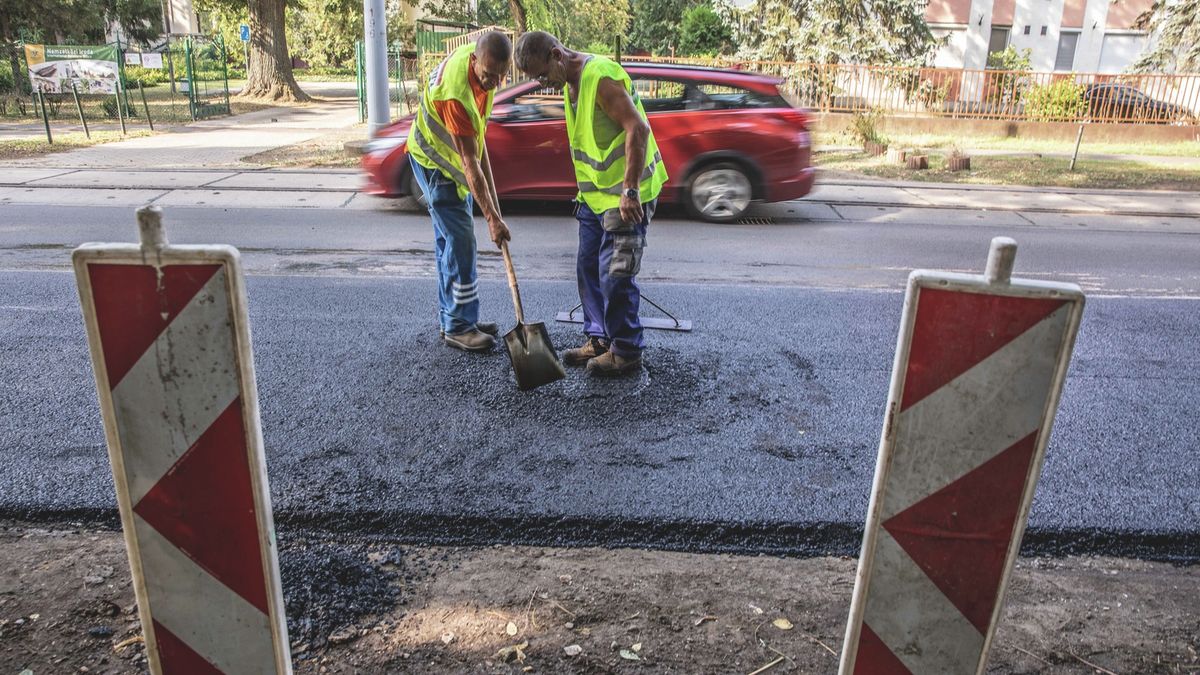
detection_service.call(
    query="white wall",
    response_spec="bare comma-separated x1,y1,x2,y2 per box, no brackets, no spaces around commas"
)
1008,0,1068,71
931,27,970,69
1097,33,1149,72
1071,0,1112,71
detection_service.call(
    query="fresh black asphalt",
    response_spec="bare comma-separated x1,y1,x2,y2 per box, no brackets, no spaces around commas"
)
2,272,1198,560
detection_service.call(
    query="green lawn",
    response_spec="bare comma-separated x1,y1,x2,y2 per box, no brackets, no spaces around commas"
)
0,130,156,159
817,150,1200,191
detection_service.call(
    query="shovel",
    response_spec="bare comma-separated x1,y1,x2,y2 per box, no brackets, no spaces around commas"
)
500,240,566,391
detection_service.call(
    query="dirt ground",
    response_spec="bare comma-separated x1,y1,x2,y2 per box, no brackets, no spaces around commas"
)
2,523,1198,674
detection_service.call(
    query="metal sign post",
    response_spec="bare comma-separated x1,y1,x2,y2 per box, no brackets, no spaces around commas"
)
839,237,1085,675
73,206,291,674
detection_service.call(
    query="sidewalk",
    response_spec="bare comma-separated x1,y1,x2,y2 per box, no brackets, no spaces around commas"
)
3,165,1197,221
4,82,361,170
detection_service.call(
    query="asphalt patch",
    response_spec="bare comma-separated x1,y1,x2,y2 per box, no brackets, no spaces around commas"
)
278,536,407,655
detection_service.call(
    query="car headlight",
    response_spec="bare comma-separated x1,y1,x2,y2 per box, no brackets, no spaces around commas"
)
364,135,407,154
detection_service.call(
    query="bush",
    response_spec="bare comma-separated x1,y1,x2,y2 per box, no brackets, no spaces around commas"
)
850,108,887,146
123,65,169,88
0,62,14,93
1025,79,1087,122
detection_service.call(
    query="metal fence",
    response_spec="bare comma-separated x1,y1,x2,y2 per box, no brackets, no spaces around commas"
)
355,42,422,123
2,35,231,140
623,56,1200,126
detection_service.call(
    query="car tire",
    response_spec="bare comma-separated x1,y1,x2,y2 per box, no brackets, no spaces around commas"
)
685,161,753,223
405,168,428,210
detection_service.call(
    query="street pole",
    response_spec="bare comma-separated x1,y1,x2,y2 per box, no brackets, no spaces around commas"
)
37,92,53,145
71,83,90,139
363,0,390,136
1069,123,1085,172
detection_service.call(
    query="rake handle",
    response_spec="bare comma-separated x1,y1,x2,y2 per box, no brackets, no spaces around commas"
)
500,240,525,324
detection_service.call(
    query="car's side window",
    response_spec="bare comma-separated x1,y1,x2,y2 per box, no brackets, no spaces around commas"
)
695,83,789,110
632,78,691,113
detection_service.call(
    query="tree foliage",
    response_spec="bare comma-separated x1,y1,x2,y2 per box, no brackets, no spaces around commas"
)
718,0,935,65
678,4,731,55
627,0,691,54
1,0,161,93
1131,0,1200,73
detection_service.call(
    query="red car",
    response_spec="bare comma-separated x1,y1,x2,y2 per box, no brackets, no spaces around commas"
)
362,63,814,222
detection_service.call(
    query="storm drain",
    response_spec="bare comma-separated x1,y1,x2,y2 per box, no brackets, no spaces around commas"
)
737,217,776,225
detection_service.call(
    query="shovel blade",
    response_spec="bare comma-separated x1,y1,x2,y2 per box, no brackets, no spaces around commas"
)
503,321,566,391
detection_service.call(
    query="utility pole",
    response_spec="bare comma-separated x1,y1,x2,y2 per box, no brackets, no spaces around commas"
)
363,0,390,136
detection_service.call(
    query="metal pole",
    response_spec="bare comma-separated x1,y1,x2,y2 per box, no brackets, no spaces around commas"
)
1069,123,1085,172
185,37,196,121
364,0,390,136
140,81,154,131
220,36,231,115
37,92,53,144
116,86,127,134
71,83,90,139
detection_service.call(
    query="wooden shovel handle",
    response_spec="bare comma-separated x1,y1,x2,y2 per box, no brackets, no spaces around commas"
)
500,240,524,324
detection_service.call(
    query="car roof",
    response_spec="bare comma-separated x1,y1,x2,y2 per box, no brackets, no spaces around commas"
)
622,62,784,94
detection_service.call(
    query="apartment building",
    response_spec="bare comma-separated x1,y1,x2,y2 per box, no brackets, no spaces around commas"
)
926,0,1155,73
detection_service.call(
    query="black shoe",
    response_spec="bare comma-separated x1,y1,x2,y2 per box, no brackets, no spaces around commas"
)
477,321,500,336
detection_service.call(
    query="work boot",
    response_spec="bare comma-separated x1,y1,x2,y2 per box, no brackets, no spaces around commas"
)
585,350,642,377
563,336,609,366
442,328,495,353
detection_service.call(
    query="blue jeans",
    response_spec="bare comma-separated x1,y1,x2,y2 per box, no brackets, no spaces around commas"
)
410,155,479,334
576,200,654,358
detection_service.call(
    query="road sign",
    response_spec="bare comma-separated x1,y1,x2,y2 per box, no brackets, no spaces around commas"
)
73,206,291,675
839,237,1085,675
240,24,251,42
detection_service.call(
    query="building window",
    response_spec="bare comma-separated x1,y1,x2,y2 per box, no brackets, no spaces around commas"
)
1041,26,1048,36
1023,25,1031,35
988,26,1011,56
1055,31,1080,71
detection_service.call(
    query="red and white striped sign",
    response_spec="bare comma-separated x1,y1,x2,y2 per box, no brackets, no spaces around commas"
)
73,207,290,675
839,238,1084,675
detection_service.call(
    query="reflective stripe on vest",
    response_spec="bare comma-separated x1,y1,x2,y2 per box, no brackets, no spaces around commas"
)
408,43,492,201
577,151,664,194
565,57,667,213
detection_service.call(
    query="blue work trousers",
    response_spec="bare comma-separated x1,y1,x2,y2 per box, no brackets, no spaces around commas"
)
410,155,480,334
576,200,654,358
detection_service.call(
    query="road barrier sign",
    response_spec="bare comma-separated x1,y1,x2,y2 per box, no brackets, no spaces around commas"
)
73,206,291,675
839,237,1085,675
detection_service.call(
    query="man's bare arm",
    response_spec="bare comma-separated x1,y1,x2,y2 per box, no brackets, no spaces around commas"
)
596,77,650,224
451,133,510,246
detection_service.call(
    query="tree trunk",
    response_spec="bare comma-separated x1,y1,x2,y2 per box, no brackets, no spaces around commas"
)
508,0,528,33
242,0,310,101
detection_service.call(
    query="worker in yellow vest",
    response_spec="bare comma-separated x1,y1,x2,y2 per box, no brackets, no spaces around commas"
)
408,32,513,353
514,31,668,377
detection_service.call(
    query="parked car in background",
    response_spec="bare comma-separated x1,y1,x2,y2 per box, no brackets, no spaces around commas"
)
362,63,815,223
1082,84,1198,125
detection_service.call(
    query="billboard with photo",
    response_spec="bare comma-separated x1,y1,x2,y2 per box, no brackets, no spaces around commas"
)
25,44,121,94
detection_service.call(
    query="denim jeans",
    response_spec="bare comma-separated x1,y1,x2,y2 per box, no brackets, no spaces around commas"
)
409,155,480,334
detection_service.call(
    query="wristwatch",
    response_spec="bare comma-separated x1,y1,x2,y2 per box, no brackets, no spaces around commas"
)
623,187,639,200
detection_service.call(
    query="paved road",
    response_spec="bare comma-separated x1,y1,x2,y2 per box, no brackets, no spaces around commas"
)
2,270,1197,559
3,202,1200,295
2,195,1198,559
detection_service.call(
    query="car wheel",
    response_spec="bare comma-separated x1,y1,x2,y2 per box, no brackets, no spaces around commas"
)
685,162,753,223
404,167,427,209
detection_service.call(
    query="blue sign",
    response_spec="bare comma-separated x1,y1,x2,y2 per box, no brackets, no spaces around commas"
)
239,24,250,42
